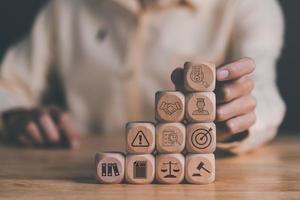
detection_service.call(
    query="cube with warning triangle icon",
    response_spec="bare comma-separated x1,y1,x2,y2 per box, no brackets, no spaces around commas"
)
126,122,155,154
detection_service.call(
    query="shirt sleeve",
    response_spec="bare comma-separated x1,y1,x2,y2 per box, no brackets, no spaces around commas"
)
0,1,56,115
217,0,286,154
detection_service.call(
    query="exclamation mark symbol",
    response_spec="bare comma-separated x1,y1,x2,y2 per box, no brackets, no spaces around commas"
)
131,130,150,147
139,134,142,145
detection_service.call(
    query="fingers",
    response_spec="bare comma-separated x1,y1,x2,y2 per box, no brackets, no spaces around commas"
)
218,112,256,136
171,67,184,92
214,58,256,140
26,122,44,145
39,113,60,144
2,106,79,149
11,110,81,150
216,95,256,122
217,58,255,81
48,108,80,149
216,77,254,103
59,113,80,149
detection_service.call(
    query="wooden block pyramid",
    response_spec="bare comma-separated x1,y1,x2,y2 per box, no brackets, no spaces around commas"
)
95,61,216,184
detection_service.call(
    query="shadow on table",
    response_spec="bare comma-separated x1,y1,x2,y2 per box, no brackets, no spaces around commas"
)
72,175,98,184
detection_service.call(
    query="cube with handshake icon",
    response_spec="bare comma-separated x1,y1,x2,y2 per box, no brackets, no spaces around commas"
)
159,101,181,115
155,91,185,122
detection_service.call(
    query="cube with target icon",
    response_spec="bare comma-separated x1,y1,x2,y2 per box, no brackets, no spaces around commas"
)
186,123,216,154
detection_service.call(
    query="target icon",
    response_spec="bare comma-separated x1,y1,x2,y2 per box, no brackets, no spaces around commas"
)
191,128,213,149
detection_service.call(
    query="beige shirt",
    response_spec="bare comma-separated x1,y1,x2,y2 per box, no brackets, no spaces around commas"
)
0,0,286,154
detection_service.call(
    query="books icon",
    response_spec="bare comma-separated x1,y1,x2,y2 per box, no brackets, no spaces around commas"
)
101,163,120,176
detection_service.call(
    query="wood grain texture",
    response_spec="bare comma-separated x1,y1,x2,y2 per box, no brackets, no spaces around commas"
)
155,91,185,122
125,154,155,184
126,122,155,154
185,92,216,123
186,123,216,153
95,152,125,184
156,123,186,153
0,135,300,200
156,153,185,184
185,153,215,184
184,62,216,92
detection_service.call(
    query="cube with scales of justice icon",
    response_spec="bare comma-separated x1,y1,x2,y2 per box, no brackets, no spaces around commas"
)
95,61,216,184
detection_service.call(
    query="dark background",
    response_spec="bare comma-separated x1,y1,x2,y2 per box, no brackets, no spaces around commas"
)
0,0,299,133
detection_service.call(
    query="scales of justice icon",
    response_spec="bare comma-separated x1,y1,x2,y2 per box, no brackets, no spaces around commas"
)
160,161,180,178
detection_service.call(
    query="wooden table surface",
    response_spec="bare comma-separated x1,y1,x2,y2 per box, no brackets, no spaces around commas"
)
0,134,299,200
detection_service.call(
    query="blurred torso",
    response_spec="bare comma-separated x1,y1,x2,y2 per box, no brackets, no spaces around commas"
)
52,0,238,133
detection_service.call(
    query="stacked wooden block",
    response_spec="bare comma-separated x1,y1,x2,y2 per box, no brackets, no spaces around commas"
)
95,62,216,184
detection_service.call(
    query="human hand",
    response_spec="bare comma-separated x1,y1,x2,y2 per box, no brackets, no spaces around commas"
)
214,58,256,142
171,58,256,142
2,106,80,149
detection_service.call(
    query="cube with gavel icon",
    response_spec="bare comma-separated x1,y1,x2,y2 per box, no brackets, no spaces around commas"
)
95,61,216,185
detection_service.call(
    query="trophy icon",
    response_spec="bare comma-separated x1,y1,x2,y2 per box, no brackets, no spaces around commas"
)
190,66,209,88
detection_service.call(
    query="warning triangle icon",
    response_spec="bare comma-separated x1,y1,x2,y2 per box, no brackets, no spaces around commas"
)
131,131,150,147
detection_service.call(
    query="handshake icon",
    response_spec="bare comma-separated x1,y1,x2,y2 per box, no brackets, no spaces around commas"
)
159,101,181,116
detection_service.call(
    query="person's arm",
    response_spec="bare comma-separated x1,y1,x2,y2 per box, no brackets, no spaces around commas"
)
216,0,285,154
0,1,56,112
0,1,80,148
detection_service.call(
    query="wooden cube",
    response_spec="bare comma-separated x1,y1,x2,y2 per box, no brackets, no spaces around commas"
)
156,154,185,184
184,62,216,92
125,154,155,184
155,91,185,122
186,123,216,153
185,92,215,122
126,122,155,154
95,152,125,184
156,123,186,153
185,154,215,184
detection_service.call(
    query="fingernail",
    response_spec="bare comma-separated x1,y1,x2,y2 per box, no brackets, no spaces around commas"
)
217,69,229,80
